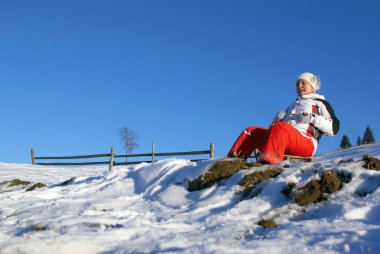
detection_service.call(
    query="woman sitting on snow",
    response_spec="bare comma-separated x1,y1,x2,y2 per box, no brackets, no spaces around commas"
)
227,72,340,165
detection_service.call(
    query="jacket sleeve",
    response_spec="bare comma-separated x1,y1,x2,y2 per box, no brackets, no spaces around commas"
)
312,99,340,136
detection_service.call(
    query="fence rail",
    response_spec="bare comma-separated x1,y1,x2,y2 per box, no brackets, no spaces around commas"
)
34,153,112,160
31,143,214,170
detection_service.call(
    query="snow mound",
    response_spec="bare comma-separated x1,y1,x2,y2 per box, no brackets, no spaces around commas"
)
1,144,380,253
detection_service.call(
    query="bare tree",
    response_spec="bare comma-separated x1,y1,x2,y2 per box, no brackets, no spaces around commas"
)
118,127,139,162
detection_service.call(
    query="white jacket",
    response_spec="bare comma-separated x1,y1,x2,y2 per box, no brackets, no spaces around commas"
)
282,93,340,153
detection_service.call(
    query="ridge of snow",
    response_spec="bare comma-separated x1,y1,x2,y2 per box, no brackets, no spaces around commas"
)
0,144,380,253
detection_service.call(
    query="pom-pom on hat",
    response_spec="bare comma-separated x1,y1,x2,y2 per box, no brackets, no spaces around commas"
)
297,72,321,92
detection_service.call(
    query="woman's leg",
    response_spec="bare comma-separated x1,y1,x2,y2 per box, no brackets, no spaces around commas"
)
227,126,267,158
259,121,315,164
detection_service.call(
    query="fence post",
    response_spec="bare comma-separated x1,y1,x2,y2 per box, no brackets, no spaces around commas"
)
31,149,35,165
109,147,114,171
152,142,155,163
210,143,214,159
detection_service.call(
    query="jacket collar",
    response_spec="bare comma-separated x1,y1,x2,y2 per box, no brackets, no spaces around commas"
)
298,93,325,100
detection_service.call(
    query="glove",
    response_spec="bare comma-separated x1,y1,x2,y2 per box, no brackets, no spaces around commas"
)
272,111,286,123
294,112,315,124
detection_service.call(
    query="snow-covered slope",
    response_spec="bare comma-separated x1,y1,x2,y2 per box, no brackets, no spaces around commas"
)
1,144,380,254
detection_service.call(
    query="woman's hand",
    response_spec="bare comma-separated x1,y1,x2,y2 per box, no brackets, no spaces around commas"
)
294,112,315,123
272,111,286,123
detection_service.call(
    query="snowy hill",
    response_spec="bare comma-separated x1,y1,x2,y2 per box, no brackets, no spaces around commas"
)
1,144,380,254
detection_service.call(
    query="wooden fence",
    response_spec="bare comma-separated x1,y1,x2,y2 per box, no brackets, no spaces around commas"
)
31,143,215,170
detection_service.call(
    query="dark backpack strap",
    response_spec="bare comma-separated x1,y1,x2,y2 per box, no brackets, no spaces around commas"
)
315,99,340,135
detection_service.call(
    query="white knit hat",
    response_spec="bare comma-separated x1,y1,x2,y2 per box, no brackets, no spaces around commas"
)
297,72,321,92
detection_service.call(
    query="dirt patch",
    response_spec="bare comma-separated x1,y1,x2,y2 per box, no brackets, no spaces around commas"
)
0,179,46,193
84,222,123,229
9,179,32,186
188,159,248,191
293,180,322,206
1,179,31,194
338,158,354,164
363,155,380,170
244,162,263,168
239,167,283,193
26,183,47,191
32,225,47,232
293,170,343,206
281,182,296,198
56,177,76,187
321,170,341,194
336,171,353,184
258,219,277,228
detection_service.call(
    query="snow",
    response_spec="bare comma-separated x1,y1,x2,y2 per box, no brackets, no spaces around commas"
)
1,144,380,253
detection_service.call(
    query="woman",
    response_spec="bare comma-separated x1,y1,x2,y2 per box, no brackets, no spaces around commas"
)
227,72,340,165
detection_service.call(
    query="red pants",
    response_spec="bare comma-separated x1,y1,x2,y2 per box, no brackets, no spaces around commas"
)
227,121,315,164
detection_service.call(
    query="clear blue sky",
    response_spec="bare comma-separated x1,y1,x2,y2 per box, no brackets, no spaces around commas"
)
1,0,379,164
